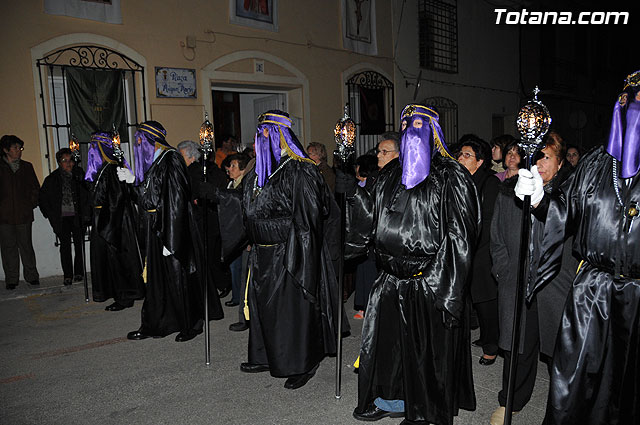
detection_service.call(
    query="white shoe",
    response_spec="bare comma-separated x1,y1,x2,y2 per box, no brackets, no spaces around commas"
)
490,406,519,425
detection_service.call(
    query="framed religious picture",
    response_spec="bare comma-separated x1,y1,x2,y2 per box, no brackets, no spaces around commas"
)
229,0,278,32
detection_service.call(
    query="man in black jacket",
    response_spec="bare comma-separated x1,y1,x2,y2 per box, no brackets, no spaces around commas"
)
0,135,40,289
39,148,89,285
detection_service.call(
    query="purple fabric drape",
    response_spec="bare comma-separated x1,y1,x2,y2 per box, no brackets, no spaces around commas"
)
84,131,131,182
607,96,640,179
254,111,310,188
133,121,169,185
399,105,449,189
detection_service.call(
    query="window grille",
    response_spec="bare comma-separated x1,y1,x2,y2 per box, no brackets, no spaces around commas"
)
419,0,458,73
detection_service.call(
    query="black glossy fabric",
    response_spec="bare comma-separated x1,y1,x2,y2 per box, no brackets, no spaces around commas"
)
221,155,344,377
89,163,144,304
187,160,231,292
492,172,576,357
134,149,222,337
533,147,640,425
346,156,479,425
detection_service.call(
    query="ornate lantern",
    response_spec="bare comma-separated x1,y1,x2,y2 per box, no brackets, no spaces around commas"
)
334,105,356,163
112,124,124,164
199,112,215,159
517,86,552,160
69,133,80,163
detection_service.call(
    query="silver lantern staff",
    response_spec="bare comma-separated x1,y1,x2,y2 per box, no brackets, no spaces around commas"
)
199,112,215,366
69,133,90,303
333,105,357,399
504,86,551,425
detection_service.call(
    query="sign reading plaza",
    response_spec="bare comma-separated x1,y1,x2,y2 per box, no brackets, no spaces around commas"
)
495,9,629,25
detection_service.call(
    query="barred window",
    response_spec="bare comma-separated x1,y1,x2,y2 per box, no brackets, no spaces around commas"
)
419,0,458,73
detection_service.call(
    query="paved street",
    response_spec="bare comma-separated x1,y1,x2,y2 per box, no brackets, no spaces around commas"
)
1,277,548,425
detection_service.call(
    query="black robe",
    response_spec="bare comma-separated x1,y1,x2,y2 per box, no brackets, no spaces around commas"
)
89,163,144,304
187,160,232,292
532,146,640,425
346,156,479,425
133,149,222,337
220,155,344,377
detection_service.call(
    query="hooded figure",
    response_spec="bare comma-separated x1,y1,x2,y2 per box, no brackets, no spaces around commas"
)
85,131,144,311
119,120,222,342
341,104,479,425
529,70,640,425
212,110,345,389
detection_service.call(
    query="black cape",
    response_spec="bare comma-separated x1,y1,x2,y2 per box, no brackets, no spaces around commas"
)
133,149,222,337
532,146,640,425
219,155,346,377
89,163,144,304
345,156,479,425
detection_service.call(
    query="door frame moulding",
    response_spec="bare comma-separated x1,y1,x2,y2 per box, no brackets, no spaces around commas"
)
31,33,150,178
201,51,310,141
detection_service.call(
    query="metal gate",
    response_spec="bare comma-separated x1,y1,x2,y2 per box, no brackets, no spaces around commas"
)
346,71,395,156
421,96,458,145
36,45,147,173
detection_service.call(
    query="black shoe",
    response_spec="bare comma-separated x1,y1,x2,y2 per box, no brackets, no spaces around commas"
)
225,300,239,307
175,330,200,342
73,275,83,282
27,280,40,286
471,338,483,347
229,322,248,332
105,302,128,312
127,330,150,340
240,362,269,373
63,277,72,286
479,355,497,366
218,287,231,299
353,405,404,421
6,283,17,290
284,367,318,390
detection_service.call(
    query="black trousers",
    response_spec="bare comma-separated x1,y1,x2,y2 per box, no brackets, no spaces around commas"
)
57,216,84,278
0,223,39,284
475,298,499,356
498,299,543,412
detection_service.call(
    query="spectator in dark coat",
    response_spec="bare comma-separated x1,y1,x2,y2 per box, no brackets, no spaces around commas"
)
489,134,577,424
307,142,336,193
456,135,500,365
39,148,90,285
352,154,379,319
0,135,40,289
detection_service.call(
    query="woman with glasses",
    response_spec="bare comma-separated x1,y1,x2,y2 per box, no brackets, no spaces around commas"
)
457,135,501,367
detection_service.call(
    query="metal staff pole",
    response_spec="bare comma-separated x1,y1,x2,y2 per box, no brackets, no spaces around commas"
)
199,113,215,366
504,87,551,425
333,105,356,399
69,134,90,302
111,128,143,272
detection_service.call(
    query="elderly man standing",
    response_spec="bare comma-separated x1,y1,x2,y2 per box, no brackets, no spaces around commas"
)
0,135,40,289
39,148,89,286
375,132,400,170
338,105,479,425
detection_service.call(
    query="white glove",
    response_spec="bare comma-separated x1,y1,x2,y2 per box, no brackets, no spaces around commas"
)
116,167,135,184
162,246,171,257
515,165,544,205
